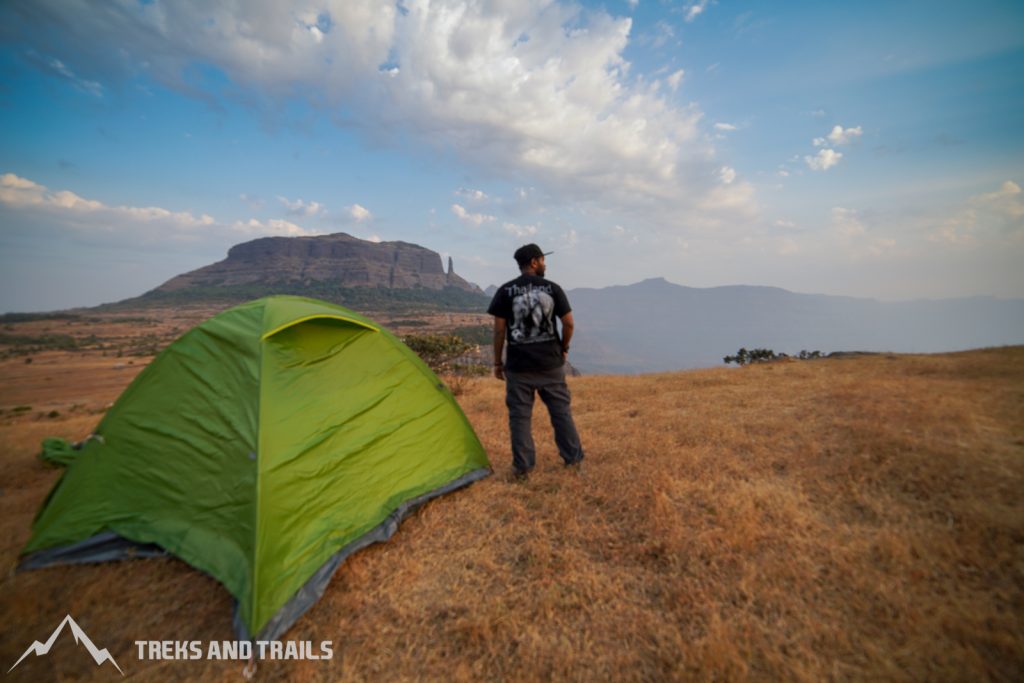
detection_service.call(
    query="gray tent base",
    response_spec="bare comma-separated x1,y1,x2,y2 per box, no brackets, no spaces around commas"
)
19,467,491,641
19,532,167,568
234,466,490,641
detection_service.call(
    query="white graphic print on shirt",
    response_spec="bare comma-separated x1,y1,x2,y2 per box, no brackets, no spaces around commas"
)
507,284,556,345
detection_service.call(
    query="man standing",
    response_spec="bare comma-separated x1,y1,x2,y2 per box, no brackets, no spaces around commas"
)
488,244,585,480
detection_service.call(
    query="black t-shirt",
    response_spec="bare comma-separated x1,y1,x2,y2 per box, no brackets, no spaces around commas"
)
487,275,571,372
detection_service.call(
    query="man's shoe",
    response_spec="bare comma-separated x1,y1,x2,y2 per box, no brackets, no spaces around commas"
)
507,469,530,483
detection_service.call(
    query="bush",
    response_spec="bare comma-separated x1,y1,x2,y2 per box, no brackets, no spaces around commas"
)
403,334,473,374
0,333,79,350
452,324,491,346
724,348,824,365
724,348,777,365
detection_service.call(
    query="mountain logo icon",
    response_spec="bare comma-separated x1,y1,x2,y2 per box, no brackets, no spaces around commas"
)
8,614,123,675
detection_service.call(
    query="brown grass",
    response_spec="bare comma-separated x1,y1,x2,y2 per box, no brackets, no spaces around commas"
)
0,344,1022,681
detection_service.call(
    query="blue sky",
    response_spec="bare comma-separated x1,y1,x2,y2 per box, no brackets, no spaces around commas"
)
1,0,1022,312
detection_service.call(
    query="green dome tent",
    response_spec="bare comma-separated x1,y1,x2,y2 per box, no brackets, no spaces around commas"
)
20,296,490,640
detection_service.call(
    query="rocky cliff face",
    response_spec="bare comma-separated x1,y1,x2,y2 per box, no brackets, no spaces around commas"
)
155,233,481,293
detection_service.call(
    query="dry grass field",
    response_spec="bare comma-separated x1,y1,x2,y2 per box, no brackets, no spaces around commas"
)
0,331,1021,681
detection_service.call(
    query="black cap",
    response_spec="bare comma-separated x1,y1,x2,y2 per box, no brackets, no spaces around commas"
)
513,243,553,267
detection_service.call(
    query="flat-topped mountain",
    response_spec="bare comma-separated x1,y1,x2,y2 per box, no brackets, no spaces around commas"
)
155,232,481,294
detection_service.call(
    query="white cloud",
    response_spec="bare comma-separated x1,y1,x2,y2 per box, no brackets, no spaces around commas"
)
278,195,325,216
451,203,495,226
502,222,538,238
666,69,685,92
233,218,311,237
239,193,264,209
628,0,640,9
974,180,1023,216
380,2,742,227
804,127,857,172
650,21,676,49
346,203,372,222
456,188,489,203
698,179,757,217
0,173,43,192
0,173,46,205
828,124,863,145
719,166,736,185
933,180,1024,245
832,207,865,239
11,0,750,236
684,1,712,23
0,172,319,245
32,53,104,97
0,172,210,227
714,122,737,132
805,148,843,171
815,124,862,146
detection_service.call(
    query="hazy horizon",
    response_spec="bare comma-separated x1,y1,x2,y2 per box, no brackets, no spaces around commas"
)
2,1,1022,313
7,262,1024,317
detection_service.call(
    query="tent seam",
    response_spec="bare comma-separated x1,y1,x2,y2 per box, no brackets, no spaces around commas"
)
261,314,378,340
252,309,266,634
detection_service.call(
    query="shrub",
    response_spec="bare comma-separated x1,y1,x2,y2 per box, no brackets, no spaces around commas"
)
725,348,825,365
724,348,778,365
403,334,473,374
452,325,491,346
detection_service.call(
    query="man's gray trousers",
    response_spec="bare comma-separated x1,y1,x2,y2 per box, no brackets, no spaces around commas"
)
504,365,584,474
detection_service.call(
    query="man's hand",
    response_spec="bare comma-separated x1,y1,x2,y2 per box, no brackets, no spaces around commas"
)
559,312,574,364
492,316,507,381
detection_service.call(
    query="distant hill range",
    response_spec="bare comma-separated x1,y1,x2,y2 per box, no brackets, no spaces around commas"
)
568,278,1024,373
109,233,488,312
93,237,1023,373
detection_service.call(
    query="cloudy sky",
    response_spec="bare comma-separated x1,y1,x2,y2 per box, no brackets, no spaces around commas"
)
1,0,1022,312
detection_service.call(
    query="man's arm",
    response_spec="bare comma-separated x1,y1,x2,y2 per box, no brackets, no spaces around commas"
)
492,316,506,380
560,311,575,360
